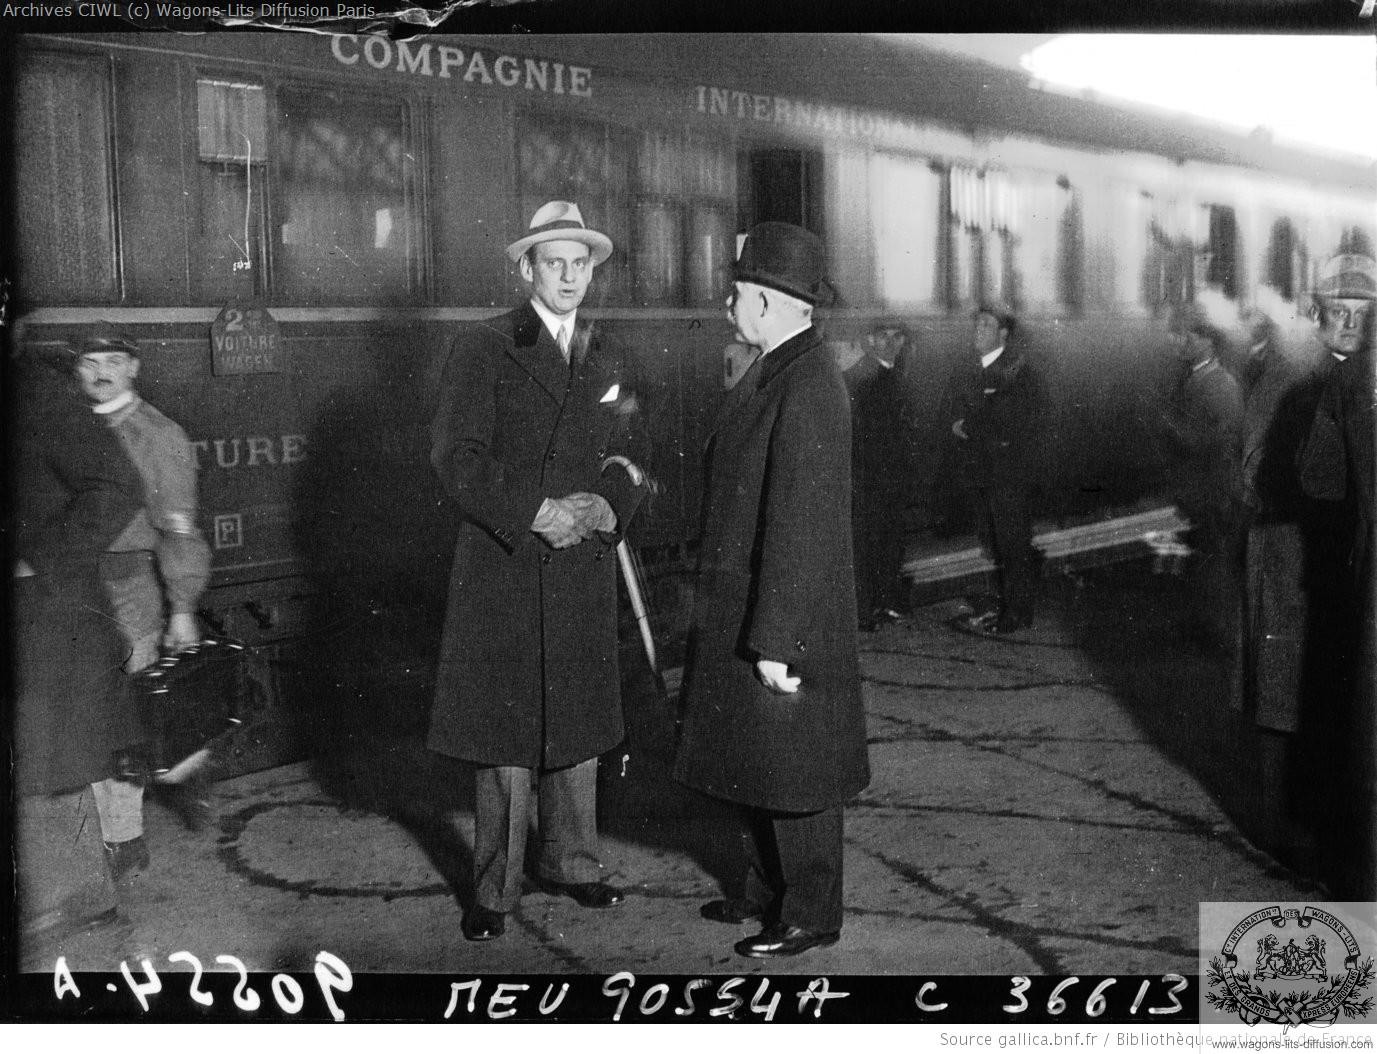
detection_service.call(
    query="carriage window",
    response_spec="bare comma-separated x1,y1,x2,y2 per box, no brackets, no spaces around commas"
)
679,133,736,306
15,54,119,303
198,80,267,161
995,171,1079,313
1105,186,1153,308
1262,217,1305,301
631,129,737,306
949,166,1079,313
1338,225,1374,257
868,153,941,310
1197,203,1239,299
193,79,269,301
948,165,985,309
743,147,821,233
274,87,417,303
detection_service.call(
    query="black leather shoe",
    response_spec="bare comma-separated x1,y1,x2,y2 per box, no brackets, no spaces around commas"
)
537,878,625,908
103,836,150,883
462,905,506,942
700,898,763,925
735,922,840,958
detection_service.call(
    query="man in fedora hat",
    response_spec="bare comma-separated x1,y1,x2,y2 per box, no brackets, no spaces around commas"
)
428,200,650,941
1296,248,1375,898
673,222,869,958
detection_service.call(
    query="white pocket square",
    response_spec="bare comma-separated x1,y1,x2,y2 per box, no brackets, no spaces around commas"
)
599,383,620,403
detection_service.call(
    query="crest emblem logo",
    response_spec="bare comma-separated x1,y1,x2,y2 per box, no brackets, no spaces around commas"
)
1206,905,1374,1028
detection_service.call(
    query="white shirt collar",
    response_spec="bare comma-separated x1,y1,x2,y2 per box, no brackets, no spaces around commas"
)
91,390,136,416
529,298,576,345
761,321,812,357
980,346,1005,370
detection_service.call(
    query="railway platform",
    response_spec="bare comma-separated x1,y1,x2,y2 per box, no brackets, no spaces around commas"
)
16,561,1321,981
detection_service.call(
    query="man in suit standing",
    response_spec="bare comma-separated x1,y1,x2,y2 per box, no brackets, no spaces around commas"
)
845,323,919,631
428,201,650,941
943,304,1045,634
674,222,870,958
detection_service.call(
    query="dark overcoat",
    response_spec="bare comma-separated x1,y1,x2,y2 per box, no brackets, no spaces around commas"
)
427,301,648,770
1160,357,1245,537
1300,348,1374,581
673,327,870,813
12,365,146,796
1240,349,1327,732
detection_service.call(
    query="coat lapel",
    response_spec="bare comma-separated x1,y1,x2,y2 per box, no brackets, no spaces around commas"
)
505,301,569,405
705,354,764,448
703,328,820,451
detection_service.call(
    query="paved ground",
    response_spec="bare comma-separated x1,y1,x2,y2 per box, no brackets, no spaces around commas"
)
18,563,1321,979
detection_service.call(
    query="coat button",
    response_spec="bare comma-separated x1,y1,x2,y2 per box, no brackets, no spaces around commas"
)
542,553,552,564
547,450,557,460
596,448,607,459
595,550,604,561
795,640,806,653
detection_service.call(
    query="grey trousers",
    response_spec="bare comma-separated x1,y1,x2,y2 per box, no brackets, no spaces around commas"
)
473,758,602,912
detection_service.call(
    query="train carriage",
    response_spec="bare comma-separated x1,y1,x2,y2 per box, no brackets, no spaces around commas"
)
8,30,1375,771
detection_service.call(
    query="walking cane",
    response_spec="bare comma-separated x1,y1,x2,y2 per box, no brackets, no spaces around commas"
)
601,456,661,688
616,539,659,680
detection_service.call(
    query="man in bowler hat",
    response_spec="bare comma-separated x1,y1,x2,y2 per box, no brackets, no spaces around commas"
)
428,201,650,941
674,222,870,958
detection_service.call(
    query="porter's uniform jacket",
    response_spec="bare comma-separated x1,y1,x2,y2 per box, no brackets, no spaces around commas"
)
674,326,870,813
428,301,649,770
100,396,212,661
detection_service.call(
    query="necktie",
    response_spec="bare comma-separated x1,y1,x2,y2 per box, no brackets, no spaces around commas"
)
557,323,571,363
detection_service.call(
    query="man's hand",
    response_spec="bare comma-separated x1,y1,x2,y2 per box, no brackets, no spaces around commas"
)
755,658,801,695
163,612,201,653
532,497,587,549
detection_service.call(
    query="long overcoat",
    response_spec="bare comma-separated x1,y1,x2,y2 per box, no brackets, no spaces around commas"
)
673,327,870,813
427,301,648,770
12,365,146,796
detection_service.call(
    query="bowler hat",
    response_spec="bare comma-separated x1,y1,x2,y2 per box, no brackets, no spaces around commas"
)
734,222,828,306
506,200,613,266
1315,253,1376,301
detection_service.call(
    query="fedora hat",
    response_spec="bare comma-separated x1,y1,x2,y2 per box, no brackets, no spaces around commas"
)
734,222,829,306
506,200,613,266
1315,252,1376,301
